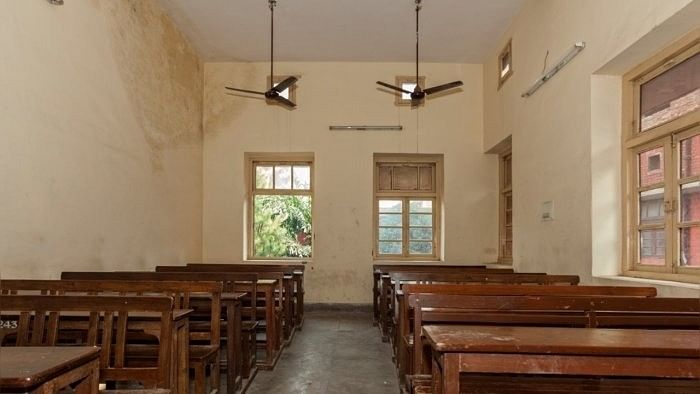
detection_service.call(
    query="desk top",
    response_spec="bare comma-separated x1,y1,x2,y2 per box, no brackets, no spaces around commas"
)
423,325,700,358
0,346,100,390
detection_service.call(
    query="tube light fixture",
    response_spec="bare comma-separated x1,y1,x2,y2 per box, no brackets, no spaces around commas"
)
521,42,585,98
328,125,403,131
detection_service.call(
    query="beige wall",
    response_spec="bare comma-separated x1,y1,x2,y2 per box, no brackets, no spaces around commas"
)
203,62,494,303
483,0,700,296
0,0,203,278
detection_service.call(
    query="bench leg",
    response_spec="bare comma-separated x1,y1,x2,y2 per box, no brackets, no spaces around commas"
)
194,362,206,394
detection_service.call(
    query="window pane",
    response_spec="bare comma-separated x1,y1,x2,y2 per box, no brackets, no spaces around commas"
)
639,229,665,266
379,214,402,226
418,166,434,191
640,52,699,132
401,83,417,100
409,228,432,241
253,195,312,258
680,227,700,267
378,200,402,213
409,214,432,226
274,166,292,189
256,166,273,189
410,200,433,213
293,165,311,190
379,227,402,241
680,134,700,179
638,147,664,187
378,241,402,254
378,166,393,190
393,166,419,190
639,188,664,225
681,181,700,222
409,241,433,255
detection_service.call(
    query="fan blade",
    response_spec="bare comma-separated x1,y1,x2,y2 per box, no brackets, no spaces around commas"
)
272,76,298,93
376,81,413,94
423,81,463,95
225,86,267,95
272,95,296,108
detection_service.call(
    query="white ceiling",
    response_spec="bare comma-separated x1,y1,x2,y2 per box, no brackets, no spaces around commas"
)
159,0,524,63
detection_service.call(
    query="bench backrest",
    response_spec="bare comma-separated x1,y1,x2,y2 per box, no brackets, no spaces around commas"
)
390,272,578,285
59,271,257,323
0,294,175,389
1,279,221,347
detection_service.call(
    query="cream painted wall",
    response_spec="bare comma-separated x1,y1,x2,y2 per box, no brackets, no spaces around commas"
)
0,0,203,278
203,62,494,303
483,0,700,296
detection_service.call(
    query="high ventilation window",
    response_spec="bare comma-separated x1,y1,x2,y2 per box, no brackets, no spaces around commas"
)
498,39,513,88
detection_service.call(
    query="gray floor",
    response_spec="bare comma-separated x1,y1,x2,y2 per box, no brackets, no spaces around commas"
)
246,310,400,394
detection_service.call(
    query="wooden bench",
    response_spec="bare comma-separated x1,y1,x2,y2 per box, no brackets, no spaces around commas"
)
0,294,185,393
372,264,498,324
380,272,580,342
58,272,257,392
177,263,305,334
1,279,223,394
394,284,658,389
407,293,700,391
424,325,700,394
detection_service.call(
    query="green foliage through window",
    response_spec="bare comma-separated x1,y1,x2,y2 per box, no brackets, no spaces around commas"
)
253,195,312,258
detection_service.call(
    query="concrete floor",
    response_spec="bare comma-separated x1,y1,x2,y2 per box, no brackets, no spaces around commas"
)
246,310,400,394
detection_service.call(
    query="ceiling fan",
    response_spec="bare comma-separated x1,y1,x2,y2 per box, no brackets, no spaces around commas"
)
225,0,297,108
377,0,463,105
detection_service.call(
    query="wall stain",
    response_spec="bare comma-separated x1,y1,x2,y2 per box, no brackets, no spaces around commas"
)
204,63,261,137
102,0,203,170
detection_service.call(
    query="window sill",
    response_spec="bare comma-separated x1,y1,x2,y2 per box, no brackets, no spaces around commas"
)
243,259,310,264
594,274,700,290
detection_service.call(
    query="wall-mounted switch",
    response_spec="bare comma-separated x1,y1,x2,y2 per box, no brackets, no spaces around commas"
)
541,201,553,221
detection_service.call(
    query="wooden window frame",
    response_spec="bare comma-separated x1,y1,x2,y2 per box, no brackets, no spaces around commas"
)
621,29,700,283
373,153,443,261
498,39,513,89
394,75,426,106
245,152,314,261
498,150,513,264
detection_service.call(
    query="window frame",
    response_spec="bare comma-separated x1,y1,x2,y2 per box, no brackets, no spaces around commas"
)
394,75,426,106
373,154,443,261
498,39,513,89
245,152,314,261
498,150,513,264
621,29,700,283
267,75,298,102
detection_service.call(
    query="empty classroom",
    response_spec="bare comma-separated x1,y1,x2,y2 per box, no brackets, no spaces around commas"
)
1,1,699,393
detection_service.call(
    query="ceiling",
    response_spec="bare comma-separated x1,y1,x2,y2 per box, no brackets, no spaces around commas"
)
158,0,524,63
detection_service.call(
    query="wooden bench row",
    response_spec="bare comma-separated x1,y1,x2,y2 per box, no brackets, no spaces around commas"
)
1,262,306,394
376,276,700,393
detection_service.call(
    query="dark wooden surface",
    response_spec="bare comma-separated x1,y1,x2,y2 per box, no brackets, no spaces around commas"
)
0,346,100,391
424,325,700,394
393,284,659,389
423,325,700,357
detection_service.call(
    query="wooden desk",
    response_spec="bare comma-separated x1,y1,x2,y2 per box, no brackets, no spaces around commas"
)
0,346,100,393
191,292,245,394
424,325,700,394
236,279,281,370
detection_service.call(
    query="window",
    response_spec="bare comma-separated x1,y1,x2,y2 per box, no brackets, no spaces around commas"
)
499,151,513,263
247,153,313,260
498,39,513,88
268,75,298,102
394,76,426,105
622,31,700,282
373,154,443,260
